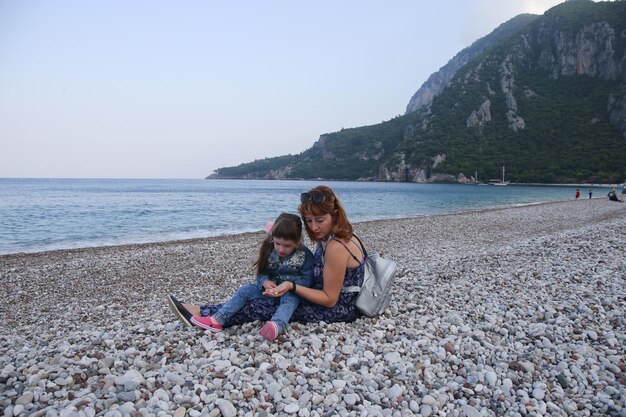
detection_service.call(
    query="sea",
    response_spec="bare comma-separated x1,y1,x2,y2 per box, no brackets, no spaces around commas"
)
0,178,611,255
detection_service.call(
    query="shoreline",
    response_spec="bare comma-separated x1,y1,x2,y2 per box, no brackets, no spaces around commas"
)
1,180,621,257
1,199,625,416
0,196,616,259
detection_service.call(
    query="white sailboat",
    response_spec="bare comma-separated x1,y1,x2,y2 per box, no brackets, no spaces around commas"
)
490,166,510,185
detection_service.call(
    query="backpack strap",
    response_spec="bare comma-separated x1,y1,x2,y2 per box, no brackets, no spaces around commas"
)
351,234,368,258
327,236,366,265
343,285,361,293
330,234,368,295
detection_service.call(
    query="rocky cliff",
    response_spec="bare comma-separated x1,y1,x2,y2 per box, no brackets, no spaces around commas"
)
374,0,625,183
405,14,539,114
210,0,626,184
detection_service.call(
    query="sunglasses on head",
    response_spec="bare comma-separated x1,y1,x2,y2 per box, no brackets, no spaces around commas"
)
300,191,327,204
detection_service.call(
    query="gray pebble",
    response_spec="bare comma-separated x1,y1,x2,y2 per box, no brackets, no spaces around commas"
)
215,399,236,417
344,393,358,406
1,200,625,417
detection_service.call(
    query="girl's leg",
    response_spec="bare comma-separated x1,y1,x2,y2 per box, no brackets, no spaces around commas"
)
169,290,280,330
259,293,300,341
192,284,263,332
200,296,280,328
271,292,299,328
212,284,263,324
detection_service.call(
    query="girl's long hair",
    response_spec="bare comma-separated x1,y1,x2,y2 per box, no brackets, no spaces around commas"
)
254,212,303,275
298,185,353,242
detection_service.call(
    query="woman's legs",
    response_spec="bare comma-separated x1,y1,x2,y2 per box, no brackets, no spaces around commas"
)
167,295,194,327
290,293,359,324
173,293,359,330
183,303,201,316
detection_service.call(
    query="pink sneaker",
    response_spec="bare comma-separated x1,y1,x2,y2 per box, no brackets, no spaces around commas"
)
259,321,281,341
190,315,223,333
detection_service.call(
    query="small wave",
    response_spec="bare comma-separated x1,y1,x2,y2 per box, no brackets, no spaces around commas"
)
2,179,608,255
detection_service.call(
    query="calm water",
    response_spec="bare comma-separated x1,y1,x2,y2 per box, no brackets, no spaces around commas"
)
0,178,608,255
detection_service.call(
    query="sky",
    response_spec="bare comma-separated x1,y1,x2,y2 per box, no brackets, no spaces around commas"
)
0,0,568,179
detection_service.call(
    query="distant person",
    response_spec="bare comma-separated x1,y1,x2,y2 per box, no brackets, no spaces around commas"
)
588,190,592,199
575,189,580,200
621,181,626,202
168,185,367,340
608,188,621,202
169,212,314,341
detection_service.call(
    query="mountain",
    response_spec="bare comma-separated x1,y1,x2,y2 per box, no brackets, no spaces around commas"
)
209,0,626,184
405,13,540,114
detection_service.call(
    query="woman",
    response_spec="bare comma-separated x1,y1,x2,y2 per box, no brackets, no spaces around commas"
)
168,185,365,336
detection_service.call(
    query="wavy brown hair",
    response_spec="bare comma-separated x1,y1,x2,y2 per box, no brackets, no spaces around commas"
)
254,212,303,275
298,185,353,242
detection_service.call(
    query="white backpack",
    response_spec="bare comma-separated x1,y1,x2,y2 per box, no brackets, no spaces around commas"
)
339,235,397,317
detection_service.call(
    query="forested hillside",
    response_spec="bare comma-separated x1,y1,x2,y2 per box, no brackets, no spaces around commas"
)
210,0,626,184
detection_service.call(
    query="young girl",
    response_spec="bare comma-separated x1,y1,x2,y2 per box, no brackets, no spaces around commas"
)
171,212,314,341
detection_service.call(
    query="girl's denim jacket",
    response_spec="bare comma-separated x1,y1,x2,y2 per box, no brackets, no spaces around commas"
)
255,246,314,289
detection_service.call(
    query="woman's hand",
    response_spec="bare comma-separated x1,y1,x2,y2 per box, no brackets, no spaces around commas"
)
262,280,277,291
263,281,291,297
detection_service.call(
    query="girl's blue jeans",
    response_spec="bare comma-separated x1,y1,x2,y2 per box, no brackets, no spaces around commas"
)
213,283,301,331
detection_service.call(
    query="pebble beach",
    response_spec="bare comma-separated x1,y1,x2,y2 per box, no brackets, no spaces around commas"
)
1,199,625,417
